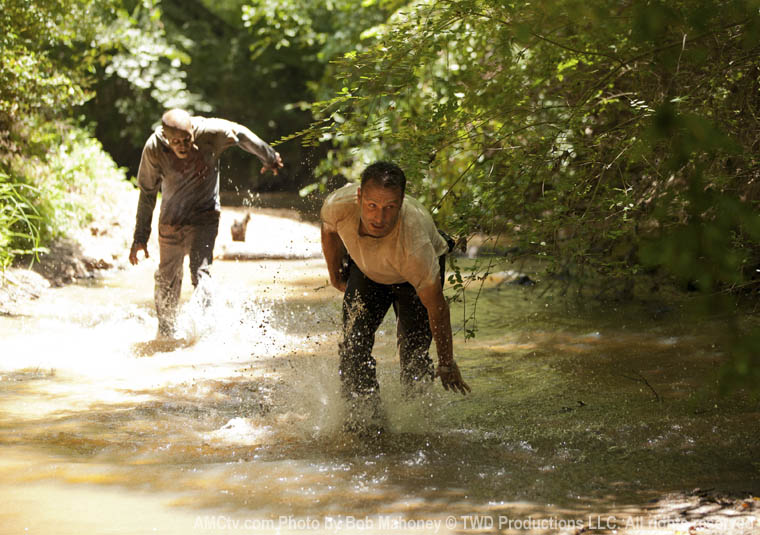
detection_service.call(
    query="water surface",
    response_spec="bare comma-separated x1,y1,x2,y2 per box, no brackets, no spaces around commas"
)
1,254,758,534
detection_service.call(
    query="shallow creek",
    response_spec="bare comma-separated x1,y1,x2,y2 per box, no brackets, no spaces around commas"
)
0,246,758,534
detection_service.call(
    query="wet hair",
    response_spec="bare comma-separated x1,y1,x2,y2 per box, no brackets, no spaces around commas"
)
161,108,193,133
360,161,406,194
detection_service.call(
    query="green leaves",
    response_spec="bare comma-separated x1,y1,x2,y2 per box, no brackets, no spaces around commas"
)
300,0,760,292
0,176,45,270
0,121,127,269
0,0,123,121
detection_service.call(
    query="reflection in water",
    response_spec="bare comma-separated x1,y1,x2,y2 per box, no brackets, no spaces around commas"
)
0,257,758,534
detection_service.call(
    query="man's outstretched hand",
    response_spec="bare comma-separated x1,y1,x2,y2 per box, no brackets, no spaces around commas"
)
436,361,471,395
129,242,149,265
261,152,284,175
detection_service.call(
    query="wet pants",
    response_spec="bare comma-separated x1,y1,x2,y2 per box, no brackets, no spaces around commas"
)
154,213,219,335
338,255,446,399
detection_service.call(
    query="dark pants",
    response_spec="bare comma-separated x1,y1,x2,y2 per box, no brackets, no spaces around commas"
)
154,212,219,335
338,254,447,399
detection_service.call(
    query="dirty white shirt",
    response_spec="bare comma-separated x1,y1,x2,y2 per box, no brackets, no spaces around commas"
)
321,183,448,292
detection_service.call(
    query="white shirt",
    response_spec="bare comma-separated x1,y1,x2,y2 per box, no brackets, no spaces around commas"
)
321,183,448,291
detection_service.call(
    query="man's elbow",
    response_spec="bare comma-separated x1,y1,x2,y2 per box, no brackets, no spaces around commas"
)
419,284,447,314
320,225,338,243
429,299,449,321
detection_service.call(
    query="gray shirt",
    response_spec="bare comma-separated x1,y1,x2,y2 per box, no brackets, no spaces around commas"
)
133,117,278,244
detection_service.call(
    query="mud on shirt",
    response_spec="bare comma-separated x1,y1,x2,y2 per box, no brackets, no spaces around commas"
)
133,117,278,244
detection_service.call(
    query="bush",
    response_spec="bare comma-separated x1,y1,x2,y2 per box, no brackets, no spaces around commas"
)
0,120,127,269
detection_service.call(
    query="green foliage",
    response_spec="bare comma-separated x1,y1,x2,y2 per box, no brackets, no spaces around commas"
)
242,0,404,63
0,0,139,269
81,0,209,169
304,0,759,281
36,124,128,235
236,0,403,189
1,121,127,269
295,0,760,388
0,176,45,270
0,0,127,127
82,0,395,188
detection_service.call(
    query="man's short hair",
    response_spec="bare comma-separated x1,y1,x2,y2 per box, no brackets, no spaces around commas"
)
360,161,406,193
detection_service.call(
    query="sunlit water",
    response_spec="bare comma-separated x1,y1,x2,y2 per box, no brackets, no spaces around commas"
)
1,251,758,534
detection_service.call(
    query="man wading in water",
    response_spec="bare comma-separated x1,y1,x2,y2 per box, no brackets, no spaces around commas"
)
128,108,283,338
320,161,471,434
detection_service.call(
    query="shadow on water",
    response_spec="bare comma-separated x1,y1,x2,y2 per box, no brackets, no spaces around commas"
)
0,258,758,533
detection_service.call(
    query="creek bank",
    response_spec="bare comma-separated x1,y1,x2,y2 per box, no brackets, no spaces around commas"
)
1,182,137,315
0,187,321,316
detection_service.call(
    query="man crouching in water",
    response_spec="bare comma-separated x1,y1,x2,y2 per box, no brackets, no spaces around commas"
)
128,108,283,338
320,161,470,435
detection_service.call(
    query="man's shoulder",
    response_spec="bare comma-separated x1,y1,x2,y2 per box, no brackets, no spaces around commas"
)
323,183,359,212
143,130,168,156
321,183,358,227
398,193,440,251
192,116,237,135
401,193,435,226
325,182,359,204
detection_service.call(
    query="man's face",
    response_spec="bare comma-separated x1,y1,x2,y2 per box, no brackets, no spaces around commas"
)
163,125,194,159
357,180,403,238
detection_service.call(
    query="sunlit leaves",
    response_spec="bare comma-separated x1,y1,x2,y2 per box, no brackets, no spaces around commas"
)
241,0,393,62
0,0,110,120
304,0,760,292
99,0,203,111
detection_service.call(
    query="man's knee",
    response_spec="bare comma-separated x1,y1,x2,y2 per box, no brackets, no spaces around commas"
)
155,267,180,292
156,249,185,288
338,343,379,396
189,256,212,287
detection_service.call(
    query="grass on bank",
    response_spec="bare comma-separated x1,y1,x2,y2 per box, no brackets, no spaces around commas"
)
1,119,130,271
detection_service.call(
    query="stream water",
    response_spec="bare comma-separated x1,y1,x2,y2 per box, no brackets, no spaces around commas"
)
0,230,758,534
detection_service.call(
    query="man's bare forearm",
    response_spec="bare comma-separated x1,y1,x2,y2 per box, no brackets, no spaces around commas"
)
428,301,454,365
422,284,470,394
320,225,346,287
418,282,454,364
